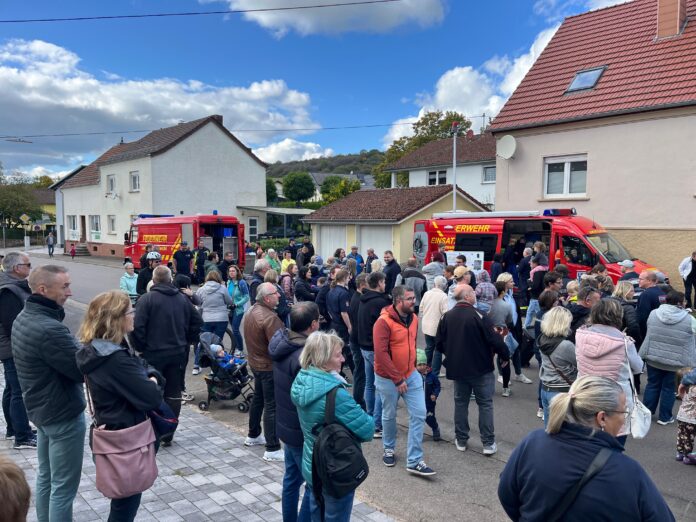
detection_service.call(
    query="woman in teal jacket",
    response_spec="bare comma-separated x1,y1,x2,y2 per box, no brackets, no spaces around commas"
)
119,262,138,303
291,331,374,522
226,265,249,355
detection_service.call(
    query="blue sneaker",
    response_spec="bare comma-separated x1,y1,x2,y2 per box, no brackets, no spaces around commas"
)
407,461,436,476
382,448,395,467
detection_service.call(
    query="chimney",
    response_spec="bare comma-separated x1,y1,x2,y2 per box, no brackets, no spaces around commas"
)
657,0,687,38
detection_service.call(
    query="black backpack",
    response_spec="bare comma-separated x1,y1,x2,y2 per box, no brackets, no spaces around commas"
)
311,387,369,504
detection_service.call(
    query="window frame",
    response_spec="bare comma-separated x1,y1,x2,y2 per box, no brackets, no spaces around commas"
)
106,174,116,193
566,66,606,93
427,170,447,186
107,215,116,234
89,215,101,232
67,215,77,231
482,165,496,184
129,171,140,192
543,154,588,199
248,217,259,242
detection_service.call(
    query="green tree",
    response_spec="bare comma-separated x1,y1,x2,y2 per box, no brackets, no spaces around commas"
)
33,175,55,188
320,175,343,198
0,183,43,226
266,177,278,203
372,110,471,188
324,178,361,203
282,171,315,204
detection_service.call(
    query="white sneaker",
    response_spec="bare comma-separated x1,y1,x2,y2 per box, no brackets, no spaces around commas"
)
502,388,511,397
483,442,497,456
244,434,266,446
514,374,533,384
191,367,200,376
263,449,285,462
536,407,544,419
455,440,467,452
497,375,506,385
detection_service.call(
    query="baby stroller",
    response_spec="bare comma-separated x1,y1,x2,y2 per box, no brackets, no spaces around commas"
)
197,331,254,412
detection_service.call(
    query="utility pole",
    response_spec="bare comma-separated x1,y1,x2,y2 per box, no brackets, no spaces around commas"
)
451,121,459,212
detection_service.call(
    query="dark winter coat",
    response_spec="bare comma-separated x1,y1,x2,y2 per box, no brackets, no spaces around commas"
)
11,295,85,427
517,255,532,294
131,283,203,363
0,272,31,360
637,285,666,337
498,423,674,522
357,289,391,350
613,298,642,346
529,269,546,299
294,279,316,302
268,328,308,448
490,262,504,283
383,259,402,295
76,340,163,430
136,266,154,295
348,291,362,344
315,283,331,325
567,302,592,342
435,302,509,380
249,272,265,304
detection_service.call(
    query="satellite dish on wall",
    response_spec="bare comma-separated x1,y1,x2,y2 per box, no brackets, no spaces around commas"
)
497,135,517,160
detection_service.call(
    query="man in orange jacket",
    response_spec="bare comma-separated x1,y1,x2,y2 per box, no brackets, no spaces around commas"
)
374,285,436,477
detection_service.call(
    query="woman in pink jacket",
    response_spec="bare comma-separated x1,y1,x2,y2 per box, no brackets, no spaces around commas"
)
575,298,644,445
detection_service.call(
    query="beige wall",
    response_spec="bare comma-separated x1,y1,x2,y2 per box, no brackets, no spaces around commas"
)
495,108,696,228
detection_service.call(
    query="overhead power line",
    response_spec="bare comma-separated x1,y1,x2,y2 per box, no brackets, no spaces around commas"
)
0,0,402,24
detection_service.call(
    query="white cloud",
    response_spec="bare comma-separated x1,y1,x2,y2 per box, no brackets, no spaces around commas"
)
498,26,558,97
381,114,419,149
210,0,445,36
533,0,631,21
0,39,325,173
254,138,334,163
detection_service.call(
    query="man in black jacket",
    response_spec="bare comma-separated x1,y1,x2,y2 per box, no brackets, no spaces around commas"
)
383,250,401,295
131,265,202,445
517,247,533,304
217,251,236,282
0,252,34,448
349,273,368,409
136,251,162,295
436,284,509,456
567,287,601,342
357,271,392,436
268,302,319,522
637,271,666,337
12,265,86,522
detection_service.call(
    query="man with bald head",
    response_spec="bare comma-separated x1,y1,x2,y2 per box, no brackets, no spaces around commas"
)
436,284,509,456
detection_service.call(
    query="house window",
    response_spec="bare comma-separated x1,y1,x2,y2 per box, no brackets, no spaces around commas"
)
544,155,587,198
248,217,258,242
107,215,116,234
567,66,606,93
482,166,496,183
106,174,116,193
129,171,140,192
67,215,77,231
428,170,447,186
89,215,101,242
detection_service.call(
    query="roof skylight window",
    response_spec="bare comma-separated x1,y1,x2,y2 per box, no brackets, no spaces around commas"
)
567,66,606,93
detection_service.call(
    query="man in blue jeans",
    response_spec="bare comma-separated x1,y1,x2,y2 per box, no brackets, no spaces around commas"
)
374,285,435,476
0,252,35,449
12,265,86,522
436,284,509,455
269,302,320,522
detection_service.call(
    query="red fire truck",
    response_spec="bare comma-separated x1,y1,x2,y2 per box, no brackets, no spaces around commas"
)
413,208,658,282
124,214,245,270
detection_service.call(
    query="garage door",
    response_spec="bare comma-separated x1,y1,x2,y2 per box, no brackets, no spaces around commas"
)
358,225,393,259
318,225,347,259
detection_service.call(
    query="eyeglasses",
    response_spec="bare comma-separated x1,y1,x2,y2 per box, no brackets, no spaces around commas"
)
17,263,31,268
604,410,630,419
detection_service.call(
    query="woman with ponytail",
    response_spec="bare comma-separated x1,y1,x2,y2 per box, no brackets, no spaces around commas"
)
498,376,674,521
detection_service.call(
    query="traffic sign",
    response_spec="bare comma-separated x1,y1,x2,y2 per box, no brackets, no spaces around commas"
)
20,213,30,223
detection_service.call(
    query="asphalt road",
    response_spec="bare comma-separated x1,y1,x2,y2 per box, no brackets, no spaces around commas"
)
20,251,696,522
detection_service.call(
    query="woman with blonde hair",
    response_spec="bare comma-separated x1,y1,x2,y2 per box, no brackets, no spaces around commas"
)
76,291,163,522
499,376,674,521
370,258,382,274
291,332,374,521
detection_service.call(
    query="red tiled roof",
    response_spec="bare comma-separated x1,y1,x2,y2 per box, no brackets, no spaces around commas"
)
60,143,133,189
386,132,496,171
304,185,488,223
32,188,56,206
491,0,696,132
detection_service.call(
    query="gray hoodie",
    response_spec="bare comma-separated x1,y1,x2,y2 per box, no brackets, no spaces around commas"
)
639,304,696,371
196,281,233,323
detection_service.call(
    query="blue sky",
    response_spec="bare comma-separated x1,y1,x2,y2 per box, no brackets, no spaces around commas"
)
0,0,627,177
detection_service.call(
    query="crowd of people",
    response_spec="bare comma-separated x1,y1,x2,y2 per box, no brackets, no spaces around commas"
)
1,240,695,521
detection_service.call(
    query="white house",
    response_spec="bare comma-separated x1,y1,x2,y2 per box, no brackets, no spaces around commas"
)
57,115,268,257
384,132,496,209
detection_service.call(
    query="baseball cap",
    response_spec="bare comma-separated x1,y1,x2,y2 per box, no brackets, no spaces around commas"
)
453,266,470,280
181,241,188,246
618,259,634,269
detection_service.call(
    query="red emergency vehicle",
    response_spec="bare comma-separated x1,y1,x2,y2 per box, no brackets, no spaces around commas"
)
124,214,245,270
413,208,657,282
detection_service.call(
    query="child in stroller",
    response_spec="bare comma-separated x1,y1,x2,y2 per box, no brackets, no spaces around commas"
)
197,331,254,412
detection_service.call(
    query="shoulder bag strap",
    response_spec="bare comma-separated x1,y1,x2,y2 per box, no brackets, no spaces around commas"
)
324,387,338,424
623,336,639,399
547,353,574,386
84,377,97,426
547,448,613,522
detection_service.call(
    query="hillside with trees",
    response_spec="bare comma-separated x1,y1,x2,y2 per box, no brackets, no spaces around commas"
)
267,149,384,177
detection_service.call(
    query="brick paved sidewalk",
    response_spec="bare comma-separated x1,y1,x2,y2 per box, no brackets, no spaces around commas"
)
1,401,393,521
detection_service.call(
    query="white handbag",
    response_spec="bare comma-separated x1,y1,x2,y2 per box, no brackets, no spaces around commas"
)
624,338,651,439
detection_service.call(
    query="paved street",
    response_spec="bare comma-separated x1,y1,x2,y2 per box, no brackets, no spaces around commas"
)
3,249,696,521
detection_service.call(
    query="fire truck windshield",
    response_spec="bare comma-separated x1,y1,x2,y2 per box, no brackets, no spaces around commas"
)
584,233,633,264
